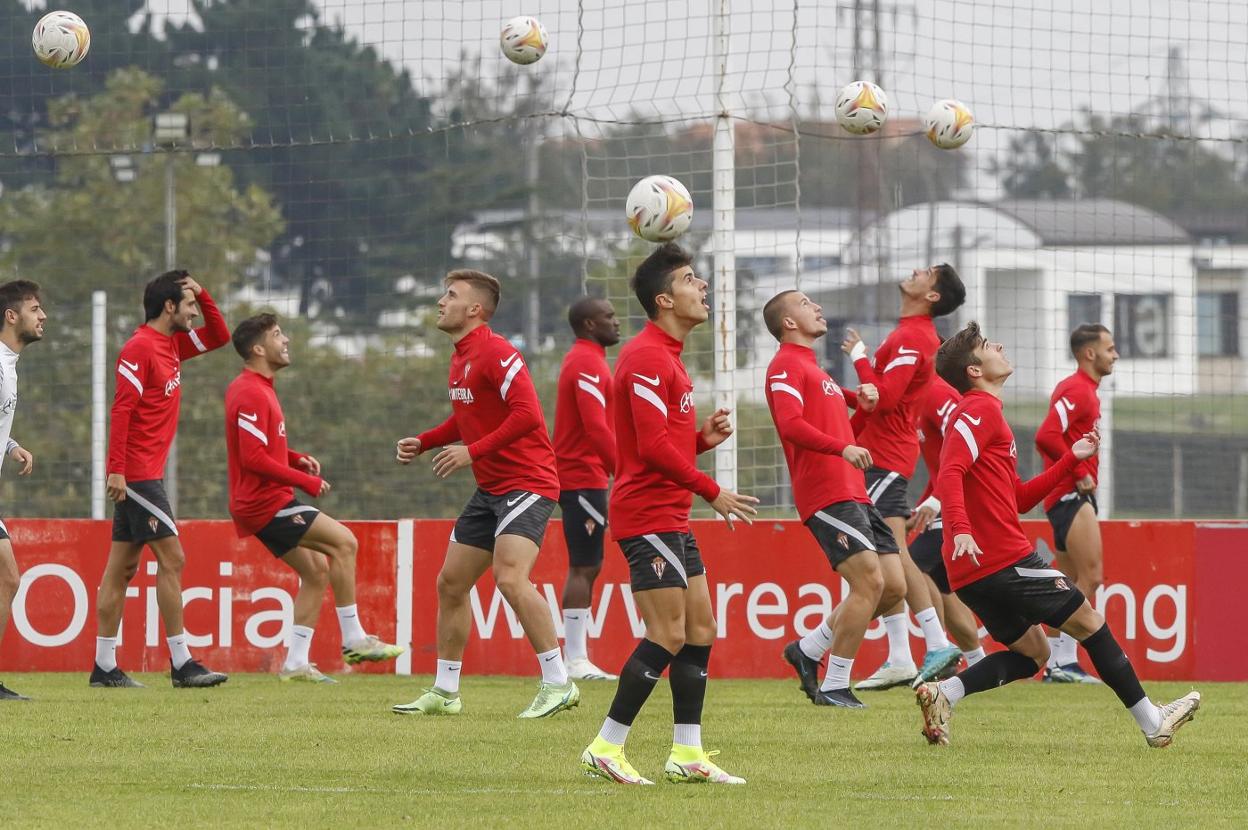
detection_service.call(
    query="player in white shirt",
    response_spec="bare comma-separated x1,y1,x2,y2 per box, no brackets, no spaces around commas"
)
0,280,46,702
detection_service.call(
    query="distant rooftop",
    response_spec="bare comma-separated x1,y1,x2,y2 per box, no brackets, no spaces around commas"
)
987,199,1190,246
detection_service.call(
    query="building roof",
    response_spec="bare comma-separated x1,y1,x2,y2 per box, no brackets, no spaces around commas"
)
986,199,1190,246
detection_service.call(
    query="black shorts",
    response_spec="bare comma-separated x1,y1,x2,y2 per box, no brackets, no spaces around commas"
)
955,552,1086,646
0,515,9,542
1046,493,1099,552
451,488,556,553
255,500,321,558
909,520,951,594
560,489,608,567
111,479,178,544
619,531,706,592
804,500,899,568
865,467,911,519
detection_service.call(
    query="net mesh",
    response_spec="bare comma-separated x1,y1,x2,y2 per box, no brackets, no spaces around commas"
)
2,0,1246,520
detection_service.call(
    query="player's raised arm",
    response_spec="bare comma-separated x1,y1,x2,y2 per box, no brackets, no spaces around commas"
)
173,275,230,359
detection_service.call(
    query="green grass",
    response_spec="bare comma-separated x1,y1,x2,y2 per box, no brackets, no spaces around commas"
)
0,674,1242,828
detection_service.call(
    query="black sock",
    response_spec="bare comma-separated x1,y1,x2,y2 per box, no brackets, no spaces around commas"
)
1080,624,1147,708
956,650,1040,697
670,644,712,726
606,639,674,727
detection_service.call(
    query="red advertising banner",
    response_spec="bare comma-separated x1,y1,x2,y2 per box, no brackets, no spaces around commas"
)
4,518,1244,681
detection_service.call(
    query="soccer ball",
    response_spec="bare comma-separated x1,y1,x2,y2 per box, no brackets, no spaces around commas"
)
500,16,548,65
925,99,975,149
834,81,889,135
33,11,90,69
626,175,694,242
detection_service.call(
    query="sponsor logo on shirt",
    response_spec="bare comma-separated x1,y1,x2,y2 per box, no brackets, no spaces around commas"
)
500,354,519,368
120,359,140,372
164,370,182,397
897,345,919,355
821,379,841,397
679,391,694,414
1010,440,1018,458
278,421,286,437
634,373,660,387
579,372,600,384
449,387,475,404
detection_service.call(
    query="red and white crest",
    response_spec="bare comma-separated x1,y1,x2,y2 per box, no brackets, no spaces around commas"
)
651,556,667,579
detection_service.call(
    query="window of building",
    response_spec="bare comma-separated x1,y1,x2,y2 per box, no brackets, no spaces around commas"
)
1114,294,1171,358
1197,291,1239,357
1067,293,1103,332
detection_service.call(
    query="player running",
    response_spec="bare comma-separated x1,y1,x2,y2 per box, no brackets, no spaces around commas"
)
90,271,230,689
552,297,621,681
580,243,758,786
226,313,403,683
841,263,967,689
0,280,45,701
762,290,904,709
393,270,578,719
906,375,985,669
1034,323,1118,683
914,322,1199,748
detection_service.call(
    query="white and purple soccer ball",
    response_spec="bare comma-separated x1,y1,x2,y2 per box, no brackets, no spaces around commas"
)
625,175,694,242
500,16,548,65
33,11,91,69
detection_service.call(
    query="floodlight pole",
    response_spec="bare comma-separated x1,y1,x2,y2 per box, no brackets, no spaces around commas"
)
712,0,738,493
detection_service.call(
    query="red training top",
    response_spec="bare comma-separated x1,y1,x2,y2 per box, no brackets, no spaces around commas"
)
610,321,719,539
936,390,1079,590
915,375,962,505
850,315,940,478
225,369,323,536
108,290,229,481
1034,368,1101,512
417,325,559,500
552,338,615,491
765,342,869,522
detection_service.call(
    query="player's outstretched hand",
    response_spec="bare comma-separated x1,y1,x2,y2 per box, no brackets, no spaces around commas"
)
708,489,759,529
911,504,937,535
297,455,322,476
700,408,734,448
8,445,33,476
842,444,873,470
432,444,473,478
857,383,879,412
1072,429,1101,460
951,533,982,567
106,473,127,502
177,275,204,296
395,437,422,465
841,328,868,361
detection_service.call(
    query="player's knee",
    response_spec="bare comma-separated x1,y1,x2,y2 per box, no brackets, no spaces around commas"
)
338,531,359,560
156,548,185,574
686,618,716,645
492,569,530,602
879,568,905,609
119,560,140,583
858,566,886,604
435,570,465,602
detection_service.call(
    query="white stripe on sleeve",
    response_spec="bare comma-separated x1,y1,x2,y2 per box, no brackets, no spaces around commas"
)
769,382,804,404
953,419,980,462
883,355,918,373
1054,400,1070,432
238,418,269,445
499,357,525,400
188,329,208,353
577,378,606,407
118,365,144,396
632,383,668,418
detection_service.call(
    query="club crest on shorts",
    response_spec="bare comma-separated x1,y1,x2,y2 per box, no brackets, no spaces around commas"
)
292,513,307,526
836,532,850,549
651,556,666,579
584,518,597,536
148,516,159,533
1055,577,1069,591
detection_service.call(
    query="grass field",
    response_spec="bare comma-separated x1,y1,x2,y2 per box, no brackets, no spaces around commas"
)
0,673,1243,828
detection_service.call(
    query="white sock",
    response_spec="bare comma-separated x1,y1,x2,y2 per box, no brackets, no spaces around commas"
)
95,636,118,672
673,723,702,749
335,604,367,645
166,634,192,670
1047,636,1062,668
435,659,462,694
599,717,630,746
284,625,314,671
1057,632,1080,666
938,676,966,707
1130,698,1162,734
820,654,853,691
962,647,986,666
915,606,951,651
538,647,569,685
799,620,835,662
563,609,588,662
883,612,915,667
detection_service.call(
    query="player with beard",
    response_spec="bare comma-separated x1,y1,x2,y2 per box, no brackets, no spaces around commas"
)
393,270,578,719
226,313,403,683
90,271,231,689
914,322,1199,748
841,264,967,690
1034,324,1118,682
0,281,46,701
553,297,622,681
580,243,757,786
